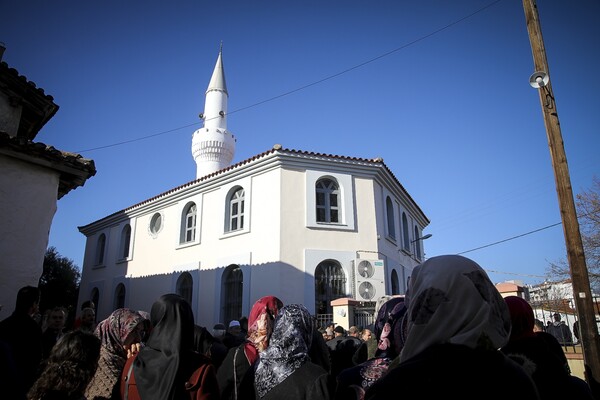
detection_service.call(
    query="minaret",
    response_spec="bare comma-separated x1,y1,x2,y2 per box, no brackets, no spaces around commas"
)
192,45,236,179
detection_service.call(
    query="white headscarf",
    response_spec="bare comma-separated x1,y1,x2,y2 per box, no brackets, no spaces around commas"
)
399,255,511,363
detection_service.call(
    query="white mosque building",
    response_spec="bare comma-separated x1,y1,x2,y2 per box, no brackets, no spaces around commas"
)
77,48,430,328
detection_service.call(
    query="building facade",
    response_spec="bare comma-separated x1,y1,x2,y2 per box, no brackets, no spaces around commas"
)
0,44,96,318
77,48,429,328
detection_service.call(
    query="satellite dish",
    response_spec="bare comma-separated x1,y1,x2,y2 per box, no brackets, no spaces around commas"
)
529,71,549,88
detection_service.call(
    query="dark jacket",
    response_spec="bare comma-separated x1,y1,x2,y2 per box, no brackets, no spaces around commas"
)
502,332,594,400
365,344,540,400
0,312,43,394
253,362,332,400
217,345,254,400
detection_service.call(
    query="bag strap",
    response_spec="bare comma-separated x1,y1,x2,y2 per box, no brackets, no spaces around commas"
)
123,358,135,400
233,347,241,400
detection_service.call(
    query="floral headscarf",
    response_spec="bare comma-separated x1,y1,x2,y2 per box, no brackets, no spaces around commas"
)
85,308,144,399
244,295,284,365
336,297,407,400
374,296,407,359
254,304,313,398
399,255,511,363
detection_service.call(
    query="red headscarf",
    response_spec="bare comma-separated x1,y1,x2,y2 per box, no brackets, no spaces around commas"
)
243,296,283,364
504,295,536,341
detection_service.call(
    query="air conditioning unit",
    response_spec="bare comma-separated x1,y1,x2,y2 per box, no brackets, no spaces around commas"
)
353,259,386,301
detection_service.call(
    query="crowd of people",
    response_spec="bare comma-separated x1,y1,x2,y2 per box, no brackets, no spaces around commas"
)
0,254,597,399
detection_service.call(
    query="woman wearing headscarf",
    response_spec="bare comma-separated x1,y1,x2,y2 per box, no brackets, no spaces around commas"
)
364,255,540,399
253,304,333,400
193,324,229,371
501,296,594,400
136,310,152,345
334,296,407,400
28,330,101,400
217,295,283,400
84,308,145,400
120,294,219,400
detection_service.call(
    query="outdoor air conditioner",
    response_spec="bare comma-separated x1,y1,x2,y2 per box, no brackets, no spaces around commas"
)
353,259,386,301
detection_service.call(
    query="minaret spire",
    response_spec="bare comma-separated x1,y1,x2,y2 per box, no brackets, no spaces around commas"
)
191,45,236,179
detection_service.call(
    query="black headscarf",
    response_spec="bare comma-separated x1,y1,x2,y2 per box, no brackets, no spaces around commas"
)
133,294,195,400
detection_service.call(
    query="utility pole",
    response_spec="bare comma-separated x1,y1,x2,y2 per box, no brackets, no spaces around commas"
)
523,0,600,385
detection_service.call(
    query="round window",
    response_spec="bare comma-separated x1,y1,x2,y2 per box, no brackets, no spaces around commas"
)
149,213,163,235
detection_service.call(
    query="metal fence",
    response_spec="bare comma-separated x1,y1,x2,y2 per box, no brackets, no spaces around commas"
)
529,296,600,351
316,308,376,331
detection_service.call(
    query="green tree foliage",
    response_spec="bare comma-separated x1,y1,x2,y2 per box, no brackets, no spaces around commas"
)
39,247,81,317
548,176,600,293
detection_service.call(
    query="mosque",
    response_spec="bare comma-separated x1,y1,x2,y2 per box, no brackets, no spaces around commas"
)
77,48,430,328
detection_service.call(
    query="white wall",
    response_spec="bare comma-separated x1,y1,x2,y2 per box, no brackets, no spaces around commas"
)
0,155,58,319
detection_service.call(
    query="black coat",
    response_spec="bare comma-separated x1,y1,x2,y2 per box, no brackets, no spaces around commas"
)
217,344,254,400
254,362,333,400
0,312,42,394
365,344,540,400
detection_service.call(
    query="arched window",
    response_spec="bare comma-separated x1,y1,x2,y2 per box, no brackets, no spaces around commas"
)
91,288,100,315
221,265,243,323
181,203,197,243
314,260,346,316
414,226,422,259
177,272,193,305
226,188,245,232
391,269,400,295
316,178,340,223
402,213,410,250
114,283,126,310
386,196,396,240
95,234,106,265
119,224,131,259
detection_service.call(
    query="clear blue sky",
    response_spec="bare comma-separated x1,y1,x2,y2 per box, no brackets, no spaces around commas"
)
2,0,598,286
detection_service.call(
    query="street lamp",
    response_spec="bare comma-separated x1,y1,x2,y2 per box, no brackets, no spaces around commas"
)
411,233,432,243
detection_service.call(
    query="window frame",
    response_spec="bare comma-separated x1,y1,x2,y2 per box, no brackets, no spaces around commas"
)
225,187,245,233
314,260,347,316
306,170,355,231
221,265,243,324
385,196,396,241
402,212,410,251
316,178,340,224
118,224,132,261
94,233,106,267
180,202,198,244
176,272,194,305
113,283,126,310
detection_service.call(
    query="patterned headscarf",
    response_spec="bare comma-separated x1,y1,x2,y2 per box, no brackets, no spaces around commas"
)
254,304,314,398
137,310,152,343
373,296,407,359
244,295,284,365
399,255,511,363
338,297,407,400
85,308,144,399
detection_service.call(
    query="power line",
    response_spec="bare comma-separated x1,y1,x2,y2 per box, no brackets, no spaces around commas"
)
457,221,562,255
456,208,598,257
484,269,546,279
75,0,503,154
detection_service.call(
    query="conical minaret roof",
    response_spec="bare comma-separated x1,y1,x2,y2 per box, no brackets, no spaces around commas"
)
206,44,227,95
191,45,236,179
